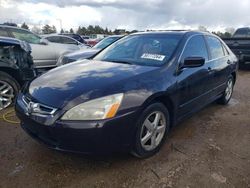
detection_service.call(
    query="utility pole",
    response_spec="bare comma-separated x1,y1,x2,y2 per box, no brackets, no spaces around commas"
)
57,19,62,33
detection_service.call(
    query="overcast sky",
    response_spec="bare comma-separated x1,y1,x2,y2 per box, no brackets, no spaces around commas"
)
0,0,250,32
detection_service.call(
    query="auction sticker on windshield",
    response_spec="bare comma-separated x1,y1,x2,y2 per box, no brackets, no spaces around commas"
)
141,53,166,61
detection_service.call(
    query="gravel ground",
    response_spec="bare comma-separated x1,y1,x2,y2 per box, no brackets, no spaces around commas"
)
0,70,249,188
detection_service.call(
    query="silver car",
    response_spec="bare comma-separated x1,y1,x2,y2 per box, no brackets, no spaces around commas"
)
0,25,80,71
42,34,89,49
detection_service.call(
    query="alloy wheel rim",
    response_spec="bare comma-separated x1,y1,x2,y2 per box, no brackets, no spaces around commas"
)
225,79,233,101
0,81,14,110
140,111,166,151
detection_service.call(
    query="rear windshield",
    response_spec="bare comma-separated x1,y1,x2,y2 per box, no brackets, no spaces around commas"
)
94,33,182,67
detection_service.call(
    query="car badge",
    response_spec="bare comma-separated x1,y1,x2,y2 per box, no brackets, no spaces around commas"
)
27,102,39,115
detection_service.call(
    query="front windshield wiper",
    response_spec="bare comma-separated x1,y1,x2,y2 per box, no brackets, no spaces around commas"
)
106,59,133,65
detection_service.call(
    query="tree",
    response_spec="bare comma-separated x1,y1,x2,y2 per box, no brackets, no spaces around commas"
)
80,26,87,35
69,28,74,33
87,25,95,34
223,32,232,38
21,22,29,30
212,31,232,38
31,26,42,34
130,30,138,34
52,25,57,33
114,29,126,35
198,25,208,32
60,29,64,33
114,29,120,35
42,24,57,34
225,27,235,35
76,25,112,35
94,25,105,34
105,27,109,34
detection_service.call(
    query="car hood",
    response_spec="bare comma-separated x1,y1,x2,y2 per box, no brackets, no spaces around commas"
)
28,60,157,108
65,48,100,60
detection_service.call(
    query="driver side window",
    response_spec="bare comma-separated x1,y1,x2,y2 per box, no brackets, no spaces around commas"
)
181,35,208,63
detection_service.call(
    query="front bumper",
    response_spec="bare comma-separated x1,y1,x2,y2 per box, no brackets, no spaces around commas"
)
15,94,138,154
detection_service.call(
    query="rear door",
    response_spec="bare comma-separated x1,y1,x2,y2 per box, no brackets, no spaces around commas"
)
176,35,212,118
205,36,230,97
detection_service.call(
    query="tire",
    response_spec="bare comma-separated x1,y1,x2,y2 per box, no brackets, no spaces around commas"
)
217,75,234,105
0,71,20,110
131,102,170,158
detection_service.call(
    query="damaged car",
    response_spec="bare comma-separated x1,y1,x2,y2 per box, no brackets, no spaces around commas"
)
0,37,36,110
0,25,80,73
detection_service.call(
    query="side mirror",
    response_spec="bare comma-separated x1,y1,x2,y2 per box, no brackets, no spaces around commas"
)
182,57,205,68
39,38,49,45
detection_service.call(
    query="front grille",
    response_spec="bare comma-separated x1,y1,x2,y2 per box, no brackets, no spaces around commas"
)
22,95,57,115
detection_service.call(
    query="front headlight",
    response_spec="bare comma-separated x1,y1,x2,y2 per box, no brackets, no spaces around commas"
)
61,93,124,121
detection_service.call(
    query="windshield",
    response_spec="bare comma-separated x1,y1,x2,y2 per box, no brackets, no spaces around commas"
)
93,36,121,49
94,33,182,67
9,28,41,44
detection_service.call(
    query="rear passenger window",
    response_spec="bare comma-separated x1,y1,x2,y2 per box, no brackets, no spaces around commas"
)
61,37,77,44
206,36,224,59
46,36,60,43
181,35,208,62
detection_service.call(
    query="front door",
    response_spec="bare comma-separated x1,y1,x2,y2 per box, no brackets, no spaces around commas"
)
176,35,212,119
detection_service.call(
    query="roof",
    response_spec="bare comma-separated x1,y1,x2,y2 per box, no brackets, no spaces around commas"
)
0,24,30,32
130,30,212,37
132,30,189,35
104,35,124,39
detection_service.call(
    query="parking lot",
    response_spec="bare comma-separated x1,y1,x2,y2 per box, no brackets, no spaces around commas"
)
0,70,249,188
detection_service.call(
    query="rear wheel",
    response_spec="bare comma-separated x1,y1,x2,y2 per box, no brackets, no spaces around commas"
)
131,103,170,158
217,76,234,105
0,71,20,110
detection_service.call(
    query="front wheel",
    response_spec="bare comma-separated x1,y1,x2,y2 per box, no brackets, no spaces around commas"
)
0,71,20,110
131,103,170,158
217,76,234,105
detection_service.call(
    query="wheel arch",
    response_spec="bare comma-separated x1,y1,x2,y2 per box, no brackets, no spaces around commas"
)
0,67,22,86
231,71,236,84
140,93,176,128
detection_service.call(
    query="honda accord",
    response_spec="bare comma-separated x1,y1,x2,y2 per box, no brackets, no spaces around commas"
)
15,31,237,158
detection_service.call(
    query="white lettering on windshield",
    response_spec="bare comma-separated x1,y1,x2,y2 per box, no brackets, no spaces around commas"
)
141,53,166,61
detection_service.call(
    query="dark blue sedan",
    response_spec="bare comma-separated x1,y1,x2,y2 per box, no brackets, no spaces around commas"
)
15,31,238,158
